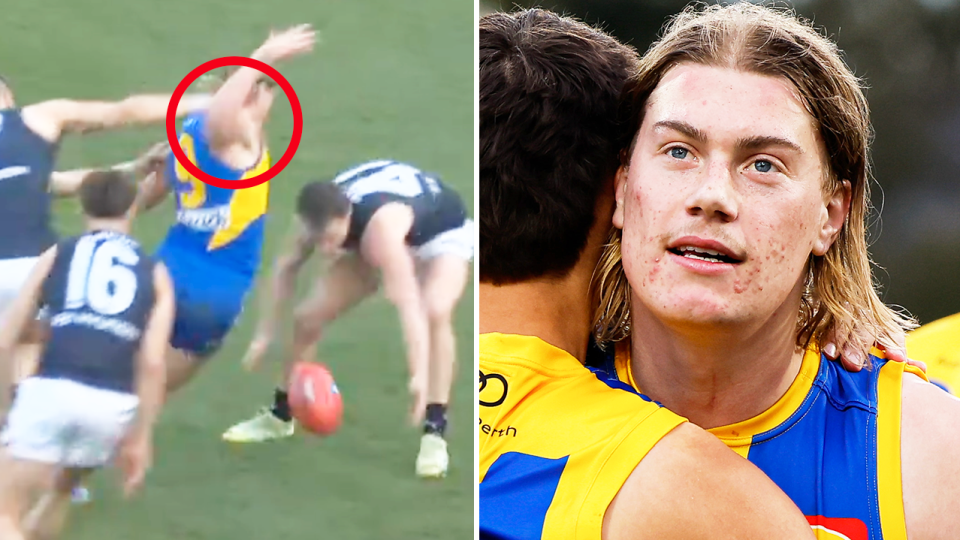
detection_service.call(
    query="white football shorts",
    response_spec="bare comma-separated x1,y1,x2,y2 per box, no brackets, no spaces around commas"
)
414,219,475,262
1,377,139,468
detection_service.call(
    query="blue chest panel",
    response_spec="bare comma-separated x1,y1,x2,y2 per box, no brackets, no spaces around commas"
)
747,357,883,539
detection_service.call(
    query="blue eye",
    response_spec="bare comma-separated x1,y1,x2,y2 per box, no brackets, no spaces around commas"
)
754,160,773,173
669,147,689,160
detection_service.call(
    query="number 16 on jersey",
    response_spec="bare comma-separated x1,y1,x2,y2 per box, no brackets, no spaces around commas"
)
65,236,141,316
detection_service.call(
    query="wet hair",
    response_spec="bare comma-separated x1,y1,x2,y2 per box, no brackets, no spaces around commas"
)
296,181,352,232
78,170,137,219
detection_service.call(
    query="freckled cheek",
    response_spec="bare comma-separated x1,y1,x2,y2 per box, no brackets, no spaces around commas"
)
743,219,812,296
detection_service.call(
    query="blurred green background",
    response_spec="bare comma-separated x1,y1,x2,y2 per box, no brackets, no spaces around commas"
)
483,0,960,327
4,1,473,538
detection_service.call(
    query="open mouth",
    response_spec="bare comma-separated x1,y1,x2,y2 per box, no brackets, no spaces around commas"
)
668,246,742,264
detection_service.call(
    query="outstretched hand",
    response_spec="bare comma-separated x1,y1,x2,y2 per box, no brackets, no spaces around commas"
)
253,24,317,64
117,433,152,498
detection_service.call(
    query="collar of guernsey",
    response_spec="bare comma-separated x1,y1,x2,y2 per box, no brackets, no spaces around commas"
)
608,340,927,540
479,333,685,540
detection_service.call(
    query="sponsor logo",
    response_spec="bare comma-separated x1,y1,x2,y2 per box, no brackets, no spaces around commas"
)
805,516,868,540
176,205,230,231
479,418,518,438
49,311,141,341
479,370,508,407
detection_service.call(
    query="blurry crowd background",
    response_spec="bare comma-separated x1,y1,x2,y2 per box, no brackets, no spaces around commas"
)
481,0,960,325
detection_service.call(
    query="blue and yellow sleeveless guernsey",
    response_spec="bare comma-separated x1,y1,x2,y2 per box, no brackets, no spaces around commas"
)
156,113,271,356
601,342,928,540
905,312,960,396
479,333,685,540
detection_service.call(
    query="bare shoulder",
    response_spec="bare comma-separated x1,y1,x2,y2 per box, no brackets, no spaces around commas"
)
369,202,414,230
19,101,65,142
901,373,960,539
605,422,813,540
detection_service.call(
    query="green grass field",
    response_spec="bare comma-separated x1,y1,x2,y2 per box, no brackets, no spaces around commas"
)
1,1,474,538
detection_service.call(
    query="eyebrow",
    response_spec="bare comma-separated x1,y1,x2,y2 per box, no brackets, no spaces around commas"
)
654,120,707,145
653,119,804,155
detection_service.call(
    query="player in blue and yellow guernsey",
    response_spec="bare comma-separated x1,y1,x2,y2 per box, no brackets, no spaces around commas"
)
478,10,815,540
136,25,316,393
591,4,960,539
905,312,960,395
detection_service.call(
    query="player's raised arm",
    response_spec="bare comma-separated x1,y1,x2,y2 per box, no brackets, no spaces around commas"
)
361,204,430,423
121,261,175,497
608,422,815,540
205,25,315,150
0,245,57,412
20,93,212,142
243,222,315,371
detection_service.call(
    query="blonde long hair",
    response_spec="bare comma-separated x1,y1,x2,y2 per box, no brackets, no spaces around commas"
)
593,2,915,350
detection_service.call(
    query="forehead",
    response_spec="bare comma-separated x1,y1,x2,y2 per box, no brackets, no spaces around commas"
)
643,63,819,149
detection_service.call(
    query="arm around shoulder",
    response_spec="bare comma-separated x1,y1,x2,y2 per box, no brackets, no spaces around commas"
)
605,422,814,540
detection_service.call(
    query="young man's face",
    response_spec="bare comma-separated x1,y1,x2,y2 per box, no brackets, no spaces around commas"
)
614,63,849,330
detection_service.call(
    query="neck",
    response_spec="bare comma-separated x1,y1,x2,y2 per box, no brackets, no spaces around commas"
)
480,240,606,364
481,182,616,363
87,218,129,235
628,288,806,429
480,279,594,363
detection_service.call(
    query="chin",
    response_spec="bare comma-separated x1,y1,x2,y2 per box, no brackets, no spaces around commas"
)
639,287,748,327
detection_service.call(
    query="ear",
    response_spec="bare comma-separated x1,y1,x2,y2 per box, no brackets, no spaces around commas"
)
611,165,629,230
813,179,851,256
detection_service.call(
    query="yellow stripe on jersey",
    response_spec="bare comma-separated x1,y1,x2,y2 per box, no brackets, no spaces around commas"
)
209,151,271,250
876,359,909,540
175,134,206,210
479,333,685,539
905,312,960,395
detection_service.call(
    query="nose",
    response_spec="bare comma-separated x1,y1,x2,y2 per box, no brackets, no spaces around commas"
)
685,158,739,222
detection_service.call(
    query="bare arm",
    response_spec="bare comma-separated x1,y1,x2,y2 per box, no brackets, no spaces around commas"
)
21,93,211,142
132,142,174,212
253,222,316,341
205,25,315,150
361,205,429,384
50,161,137,198
51,141,172,199
134,171,170,213
606,423,815,540
902,373,960,539
0,246,57,412
129,263,175,439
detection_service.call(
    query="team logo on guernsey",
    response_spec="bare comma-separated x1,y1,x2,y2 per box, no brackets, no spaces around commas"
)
805,516,868,540
479,370,508,407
